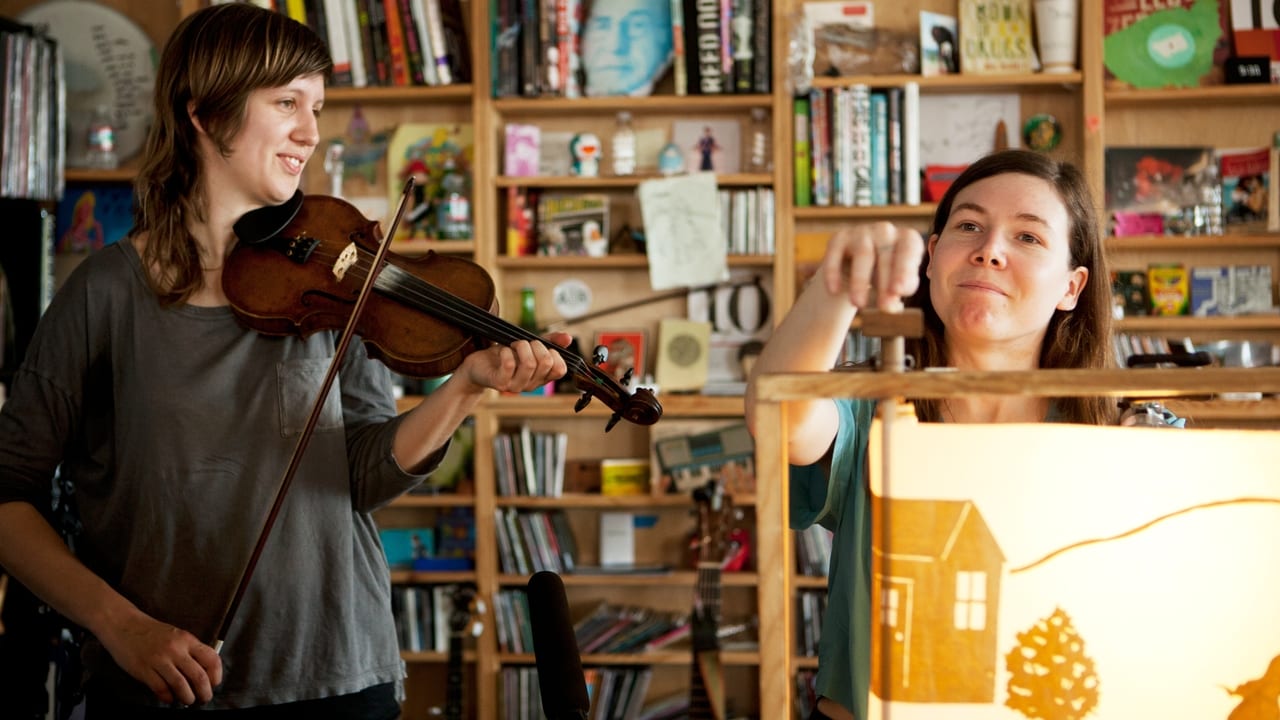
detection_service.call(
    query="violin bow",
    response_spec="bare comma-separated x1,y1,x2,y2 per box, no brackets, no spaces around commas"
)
209,179,416,653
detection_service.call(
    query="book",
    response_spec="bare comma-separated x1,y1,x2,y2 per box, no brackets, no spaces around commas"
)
957,0,1033,74
1272,132,1280,232
598,511,636,566
384,122,474,239
537,193,609,256
1104,146,1215,218
920,10,959,76
1111,269,1152,318
503,123,540,176
1103,0,1230,88
1190,264,1273,316
505,186,538,257
1230,0,1280,82
1218,146,1269,229
682,0,725,94
794,95,812,207
378,527,436,569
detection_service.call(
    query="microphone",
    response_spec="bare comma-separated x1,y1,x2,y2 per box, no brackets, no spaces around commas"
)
527,570,590,720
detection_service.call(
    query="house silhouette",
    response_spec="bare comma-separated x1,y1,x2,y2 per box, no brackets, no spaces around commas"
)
871,497,1005,703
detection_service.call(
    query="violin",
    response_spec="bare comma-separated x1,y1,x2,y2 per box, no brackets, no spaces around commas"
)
224,190,662,430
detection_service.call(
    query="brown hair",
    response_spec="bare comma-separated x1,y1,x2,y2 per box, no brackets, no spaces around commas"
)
905,149,1117,425
131,3,331,304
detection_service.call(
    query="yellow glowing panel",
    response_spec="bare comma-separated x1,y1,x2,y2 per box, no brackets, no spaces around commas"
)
866,416,1280,719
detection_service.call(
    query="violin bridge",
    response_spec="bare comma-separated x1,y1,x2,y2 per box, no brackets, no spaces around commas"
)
333,242,359,281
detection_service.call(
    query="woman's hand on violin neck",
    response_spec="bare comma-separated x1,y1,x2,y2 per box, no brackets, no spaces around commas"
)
464,332,571,394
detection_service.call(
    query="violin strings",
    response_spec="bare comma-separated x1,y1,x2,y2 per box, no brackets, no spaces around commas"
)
298,247,598,380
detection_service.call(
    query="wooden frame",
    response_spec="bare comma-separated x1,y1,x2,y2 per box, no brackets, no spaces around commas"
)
750,366,1280,718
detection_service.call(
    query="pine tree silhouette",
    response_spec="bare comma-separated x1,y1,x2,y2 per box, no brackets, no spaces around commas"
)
1005,607,1100,720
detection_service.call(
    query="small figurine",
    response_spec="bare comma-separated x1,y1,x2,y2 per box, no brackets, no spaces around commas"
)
658,142,685,176
570,132,602,177
400,157,434,237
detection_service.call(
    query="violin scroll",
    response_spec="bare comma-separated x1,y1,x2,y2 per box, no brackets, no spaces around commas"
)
570,360,662,431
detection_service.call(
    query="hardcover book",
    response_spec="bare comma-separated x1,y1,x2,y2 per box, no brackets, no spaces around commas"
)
957,0,1034,74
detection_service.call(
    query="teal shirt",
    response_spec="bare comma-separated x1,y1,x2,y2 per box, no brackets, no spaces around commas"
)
790,397,877,720
790,399,1076,719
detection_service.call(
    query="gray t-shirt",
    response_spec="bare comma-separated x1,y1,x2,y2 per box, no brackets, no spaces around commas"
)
0,241,437,708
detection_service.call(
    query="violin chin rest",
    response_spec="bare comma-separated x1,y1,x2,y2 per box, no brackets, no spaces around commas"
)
233,190,305,245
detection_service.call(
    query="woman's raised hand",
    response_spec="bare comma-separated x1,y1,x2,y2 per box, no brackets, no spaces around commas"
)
820,221,926,311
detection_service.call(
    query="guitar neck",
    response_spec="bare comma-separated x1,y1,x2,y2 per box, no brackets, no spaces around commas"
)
694,562,722,635
444,633,464,720
689,562,724,720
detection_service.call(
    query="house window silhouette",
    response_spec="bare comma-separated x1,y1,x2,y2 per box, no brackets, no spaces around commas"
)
954,571,986,630
881,587,899,627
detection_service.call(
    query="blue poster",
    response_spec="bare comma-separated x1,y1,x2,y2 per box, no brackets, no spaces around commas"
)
55,184,134,254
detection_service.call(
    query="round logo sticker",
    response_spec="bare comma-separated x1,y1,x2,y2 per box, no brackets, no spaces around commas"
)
1022,114,1063,152
552,278,592,319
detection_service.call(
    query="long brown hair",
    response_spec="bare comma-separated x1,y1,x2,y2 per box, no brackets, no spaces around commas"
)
905,149,1117,425
131,3,331,304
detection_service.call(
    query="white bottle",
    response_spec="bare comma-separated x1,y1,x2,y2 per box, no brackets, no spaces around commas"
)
84,105,119,170
611,111,636,176
746,107,771,172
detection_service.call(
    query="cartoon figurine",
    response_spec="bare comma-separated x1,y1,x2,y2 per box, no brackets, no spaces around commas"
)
570,132,602,177
658,142,685,176
400,157,434,237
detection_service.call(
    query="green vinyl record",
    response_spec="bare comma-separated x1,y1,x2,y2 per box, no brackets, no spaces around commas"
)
1103,0,1222,88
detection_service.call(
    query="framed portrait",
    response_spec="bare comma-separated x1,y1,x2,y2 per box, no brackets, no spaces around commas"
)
593,330,646,386
671,119,741,174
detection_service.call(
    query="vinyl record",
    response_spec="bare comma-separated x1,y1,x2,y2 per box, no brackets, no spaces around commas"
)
20,0,157,166
1102,0,1222,89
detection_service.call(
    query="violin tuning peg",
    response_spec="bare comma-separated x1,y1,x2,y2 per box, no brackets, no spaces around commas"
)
620,367,634,387
575,392,592,413
605,413,621,432
592,345,609,365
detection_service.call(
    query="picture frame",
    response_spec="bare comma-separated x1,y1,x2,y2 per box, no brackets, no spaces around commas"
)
671,119,741,174
592,329,647,386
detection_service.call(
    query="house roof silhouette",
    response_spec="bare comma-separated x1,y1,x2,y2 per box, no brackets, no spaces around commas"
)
875,498,1006,564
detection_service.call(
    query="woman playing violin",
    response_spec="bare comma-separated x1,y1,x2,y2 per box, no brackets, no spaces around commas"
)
0,4,567,716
